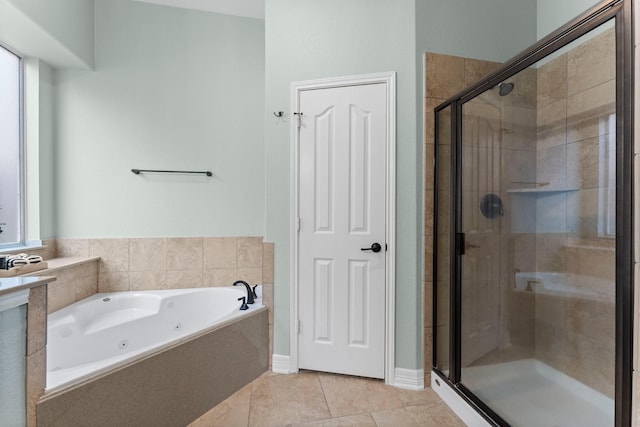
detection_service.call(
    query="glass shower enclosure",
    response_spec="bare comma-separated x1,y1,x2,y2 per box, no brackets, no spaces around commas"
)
433,1,633,426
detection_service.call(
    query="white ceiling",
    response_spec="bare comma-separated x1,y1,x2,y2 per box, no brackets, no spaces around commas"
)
131,0,265,19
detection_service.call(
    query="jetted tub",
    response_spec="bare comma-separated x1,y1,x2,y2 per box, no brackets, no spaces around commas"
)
47,286,263,391
38,286,268,426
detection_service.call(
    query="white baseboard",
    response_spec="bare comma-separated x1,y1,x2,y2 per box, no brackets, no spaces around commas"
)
271,354,292,374
392,368,425,390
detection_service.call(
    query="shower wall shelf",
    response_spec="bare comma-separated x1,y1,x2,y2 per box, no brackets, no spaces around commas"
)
506,188,578,194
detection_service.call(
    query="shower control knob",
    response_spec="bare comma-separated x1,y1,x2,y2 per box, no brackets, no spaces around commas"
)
361,243,382,253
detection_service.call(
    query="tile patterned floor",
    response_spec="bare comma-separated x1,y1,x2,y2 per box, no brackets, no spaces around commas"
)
188,371,465,427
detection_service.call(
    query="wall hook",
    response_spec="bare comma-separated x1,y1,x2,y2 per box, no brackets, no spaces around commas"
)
273,111,284,118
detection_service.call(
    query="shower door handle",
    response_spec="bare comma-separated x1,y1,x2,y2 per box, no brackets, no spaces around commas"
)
457,233,480,255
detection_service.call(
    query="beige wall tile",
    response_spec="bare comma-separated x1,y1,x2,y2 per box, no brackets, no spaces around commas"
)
425,53,465,99
504,67,537,108
261,282,273,324
567,28,615,97
423,236,433,283
130,271,168,291
566,189,601,238
203,268,237,287
436,191,450,238
26,347,46,427
566,80,615,121
436,144,450,192
27,285,47,356
537,54,567,107
167,269,203,288
47,280,77,313
204,237,237,269
90,238,130,273
75,274,98,301
167,237,203,271
56,238,90,258
262,243,274,284
565,331,615,398
52,266,78,284
535,235,566,272
129,238,167,272
238,237,263,268
98,271,130,293
567,136,607,190
566,296,615,341
567,113,613,144
424,326,433,378
537,99,567,149
423,282,433,329
424,192,434,236
501,106,537,151
536,144,567,189
77,261,98,279
464,58,500,87
425,97,444,148
40,240,57,260
237,267,262,285
509,290,534,348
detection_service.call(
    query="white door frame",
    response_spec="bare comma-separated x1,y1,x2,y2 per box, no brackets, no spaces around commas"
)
289,72,396,384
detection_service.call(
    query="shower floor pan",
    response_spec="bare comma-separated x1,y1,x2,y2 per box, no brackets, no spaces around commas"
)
460,358,613,427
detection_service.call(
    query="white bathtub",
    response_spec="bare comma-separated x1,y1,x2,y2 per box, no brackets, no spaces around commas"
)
46,286,263,391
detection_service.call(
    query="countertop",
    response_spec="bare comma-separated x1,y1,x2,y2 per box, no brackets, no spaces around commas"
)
0,276,57,297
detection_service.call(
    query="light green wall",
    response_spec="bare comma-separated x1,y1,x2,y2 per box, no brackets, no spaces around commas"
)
265,0,422,369
25,59,55,240
53,0,265,238
1,0,94,68
416,0,537,64
537,0,603,40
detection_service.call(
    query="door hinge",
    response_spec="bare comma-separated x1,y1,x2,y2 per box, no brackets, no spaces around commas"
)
294,112,303,129
296,217,301,231
296,319,301,335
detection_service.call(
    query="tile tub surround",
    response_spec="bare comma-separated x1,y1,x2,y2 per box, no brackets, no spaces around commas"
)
37,307,269,427
55,236,273,296
0,279,52,427
190,371,464,427
55,236,275,361
23,258,100,314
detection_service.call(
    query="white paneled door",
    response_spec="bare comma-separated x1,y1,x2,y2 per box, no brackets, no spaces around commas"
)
297,83,387,378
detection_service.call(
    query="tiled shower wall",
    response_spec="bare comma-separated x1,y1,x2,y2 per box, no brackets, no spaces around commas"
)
426,25,619,398
514,27,616,398
423,53,501,380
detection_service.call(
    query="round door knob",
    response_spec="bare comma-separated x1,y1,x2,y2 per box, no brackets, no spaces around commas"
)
361,243,382,253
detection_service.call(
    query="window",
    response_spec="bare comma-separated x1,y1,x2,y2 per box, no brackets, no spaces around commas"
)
0,44,23,248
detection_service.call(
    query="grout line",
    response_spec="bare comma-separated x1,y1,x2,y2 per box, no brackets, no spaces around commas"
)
245,382,254,427
316,372,336,419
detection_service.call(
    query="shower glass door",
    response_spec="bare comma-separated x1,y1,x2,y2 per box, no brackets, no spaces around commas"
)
454,15,621,427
